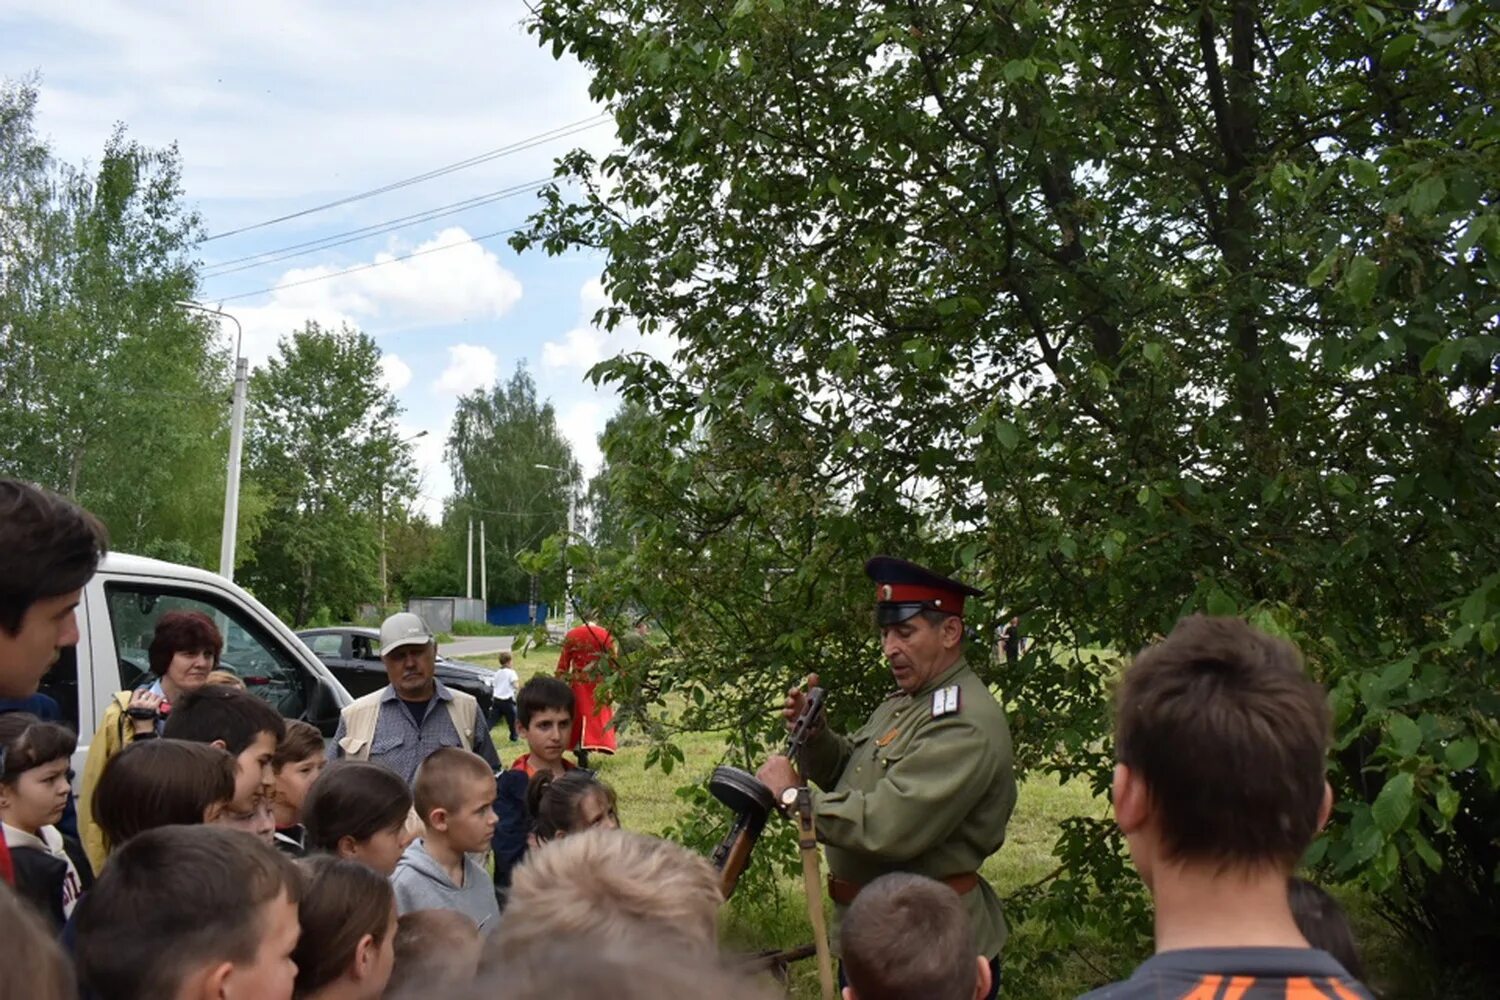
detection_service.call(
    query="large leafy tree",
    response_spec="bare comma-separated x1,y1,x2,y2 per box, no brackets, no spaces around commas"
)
241,322,414,625
438,363,579,608
0,78,234,565
517,0,1500,988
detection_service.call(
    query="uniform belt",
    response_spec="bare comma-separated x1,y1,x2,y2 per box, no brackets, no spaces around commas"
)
827,872,978,906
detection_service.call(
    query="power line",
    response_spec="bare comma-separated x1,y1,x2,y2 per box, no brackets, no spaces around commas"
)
203,114,609,242
201,178,551,278
213,225,524,303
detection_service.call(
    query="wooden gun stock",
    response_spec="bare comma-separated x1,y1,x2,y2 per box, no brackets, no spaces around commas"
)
714,816,758,900
706,683,826,901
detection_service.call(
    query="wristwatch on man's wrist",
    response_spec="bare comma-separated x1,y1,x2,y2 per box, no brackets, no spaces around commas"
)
780,786,800,815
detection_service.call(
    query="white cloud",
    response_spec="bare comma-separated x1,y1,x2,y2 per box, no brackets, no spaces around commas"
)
270,227,523,324
541,276,676,373
435,343,499,396
212,226,522,368
379,353,412,393
557,399,607,479
397,420,450,522
537,276,685,483
541,324,609,371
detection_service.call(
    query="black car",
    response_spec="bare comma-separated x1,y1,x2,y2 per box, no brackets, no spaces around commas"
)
296,626,497,723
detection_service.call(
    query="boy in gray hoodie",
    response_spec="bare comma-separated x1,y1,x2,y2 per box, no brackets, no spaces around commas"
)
391,747,501,932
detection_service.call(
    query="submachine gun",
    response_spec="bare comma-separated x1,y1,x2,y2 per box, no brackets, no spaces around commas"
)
708,685,825,901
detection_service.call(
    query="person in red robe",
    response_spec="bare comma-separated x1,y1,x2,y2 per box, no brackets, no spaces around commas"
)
556,623,617,768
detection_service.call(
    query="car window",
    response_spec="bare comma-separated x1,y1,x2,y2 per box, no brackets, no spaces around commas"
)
26,646,80,733
104,584,308,719
306,634,343,658
350,634,380,661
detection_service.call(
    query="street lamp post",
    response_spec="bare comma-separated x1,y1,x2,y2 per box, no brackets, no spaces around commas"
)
534,463,576,631
178,301,245,581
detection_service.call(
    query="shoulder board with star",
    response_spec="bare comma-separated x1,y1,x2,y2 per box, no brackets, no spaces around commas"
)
930,684,961,718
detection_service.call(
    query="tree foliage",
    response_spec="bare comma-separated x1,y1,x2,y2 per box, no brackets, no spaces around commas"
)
517,0,1500,985
240,322,414,626
0,77,235,566
433,363,579,607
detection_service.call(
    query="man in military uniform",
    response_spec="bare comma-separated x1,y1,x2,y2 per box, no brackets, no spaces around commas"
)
756,556,1016,997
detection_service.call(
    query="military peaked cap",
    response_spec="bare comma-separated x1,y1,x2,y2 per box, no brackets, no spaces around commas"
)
865,555,984,625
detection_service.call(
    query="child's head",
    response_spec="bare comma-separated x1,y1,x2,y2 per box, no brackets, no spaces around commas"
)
527,769,618,842
1112,615,1333,884
147,610,222,697
386,909,482,999
272,720,327,821
292,855,397,1000
1288,878,1365,980
76,825,303,1000
302,761,414,876
498,651,512,667
93,739,236,853
0,881,74,1000
162,685,286,812
0,713,76,834
213,791,277,846
205,669,246,689
840,873,989,1000
413,748,497,854
498,829,721,958
516,675,574,764
478,934,778,1000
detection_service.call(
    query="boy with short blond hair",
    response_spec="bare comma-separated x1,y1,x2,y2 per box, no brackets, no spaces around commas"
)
841,873,991,1000
391,747,500,931
496,828,721,957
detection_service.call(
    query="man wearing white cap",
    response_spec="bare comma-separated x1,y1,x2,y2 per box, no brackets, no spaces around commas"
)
326,612,500,784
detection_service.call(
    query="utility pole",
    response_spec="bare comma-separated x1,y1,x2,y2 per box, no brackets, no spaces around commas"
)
466,517,474,599
222,356,248,581
479,520,487,611
533,463,576,629
564,490,576,631
177,301,244,582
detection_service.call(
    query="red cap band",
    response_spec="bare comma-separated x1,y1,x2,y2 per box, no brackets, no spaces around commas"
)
874,582,966,614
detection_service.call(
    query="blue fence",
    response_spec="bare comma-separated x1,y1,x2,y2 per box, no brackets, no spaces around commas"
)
487,603,549,627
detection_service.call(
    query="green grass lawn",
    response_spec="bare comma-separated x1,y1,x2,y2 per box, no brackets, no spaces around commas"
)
460,646,1430,999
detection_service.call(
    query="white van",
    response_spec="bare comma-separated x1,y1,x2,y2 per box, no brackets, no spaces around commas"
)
36,553,352,773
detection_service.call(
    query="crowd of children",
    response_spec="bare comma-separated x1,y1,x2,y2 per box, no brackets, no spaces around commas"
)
0,478,1380,1000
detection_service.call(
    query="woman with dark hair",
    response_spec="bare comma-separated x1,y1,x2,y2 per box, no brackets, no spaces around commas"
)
79,610,224,870
91,739,235,857
293,855,398,999
302,762,414,876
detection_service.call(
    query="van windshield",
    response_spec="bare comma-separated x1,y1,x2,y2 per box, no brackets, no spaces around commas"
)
104,583,308,720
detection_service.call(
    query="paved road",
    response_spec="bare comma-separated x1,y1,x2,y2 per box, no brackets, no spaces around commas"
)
438,635,515,659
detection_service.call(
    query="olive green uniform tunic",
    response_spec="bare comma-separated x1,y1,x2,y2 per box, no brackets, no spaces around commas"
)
797,656,1017,958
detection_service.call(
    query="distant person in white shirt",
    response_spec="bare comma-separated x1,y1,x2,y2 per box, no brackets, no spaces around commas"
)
490,652,520,742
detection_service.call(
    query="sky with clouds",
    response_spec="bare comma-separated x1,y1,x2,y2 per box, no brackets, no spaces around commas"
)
2,0,655,518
